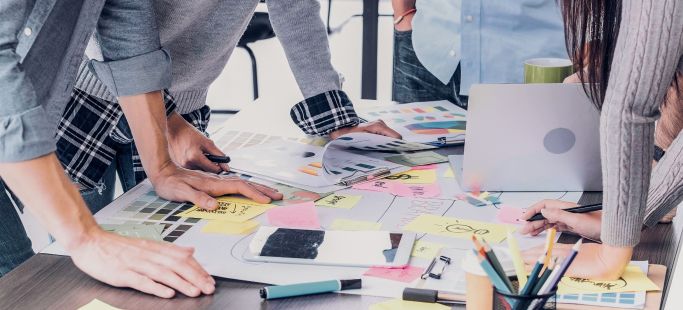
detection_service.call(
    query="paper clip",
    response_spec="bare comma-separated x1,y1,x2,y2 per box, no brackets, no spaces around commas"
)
421,255,451,280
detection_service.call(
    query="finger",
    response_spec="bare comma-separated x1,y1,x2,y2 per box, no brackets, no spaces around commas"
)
177,183,218,210
201,179,270,204
120,270,175,298
541,208,582,228
521,200,552,220
247,182,284,200
132,257,202,297
368,121,402,139
143,243,215,295
519,219,549,235
189,152,223,174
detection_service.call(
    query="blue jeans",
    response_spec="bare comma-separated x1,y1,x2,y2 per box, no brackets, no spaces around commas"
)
0,121,138,277
392,30,469,109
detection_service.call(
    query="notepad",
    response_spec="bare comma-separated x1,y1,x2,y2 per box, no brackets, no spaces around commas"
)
202,220,260,235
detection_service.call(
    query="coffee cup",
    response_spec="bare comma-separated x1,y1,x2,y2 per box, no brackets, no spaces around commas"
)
524,58,574,83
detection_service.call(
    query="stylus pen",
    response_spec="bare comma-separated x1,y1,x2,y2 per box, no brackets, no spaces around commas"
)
259,279,362,299
205,154,231,164
526,203,602,222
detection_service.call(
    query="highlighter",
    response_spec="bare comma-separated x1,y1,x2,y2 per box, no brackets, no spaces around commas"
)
260,279,362,299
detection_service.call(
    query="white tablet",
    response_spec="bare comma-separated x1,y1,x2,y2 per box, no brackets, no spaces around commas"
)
245,226,415,268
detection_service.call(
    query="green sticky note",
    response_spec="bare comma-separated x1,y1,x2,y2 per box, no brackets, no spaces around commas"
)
385,151,449,167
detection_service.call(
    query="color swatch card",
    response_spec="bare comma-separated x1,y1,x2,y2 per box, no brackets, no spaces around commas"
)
357,101,467,145
100,223,164,241
178,197,273,222
404,214,511,243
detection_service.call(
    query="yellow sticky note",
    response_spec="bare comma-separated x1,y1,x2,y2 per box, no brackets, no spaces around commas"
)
387,169,437,184
202,220,260,235
330,219,381,231
403,214,512,244
370,299,450,310
507,230,528,289
411,240,444,259
443,168,455,178
78,299,122,310
558,265,660,294
317,194,362,209
178,197,273,222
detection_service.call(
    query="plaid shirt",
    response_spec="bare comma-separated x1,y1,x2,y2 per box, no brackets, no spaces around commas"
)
57,88,358,190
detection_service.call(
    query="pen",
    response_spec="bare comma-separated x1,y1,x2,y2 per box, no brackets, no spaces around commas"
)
260,279,362,299
527,203,602,221
205,154,231,164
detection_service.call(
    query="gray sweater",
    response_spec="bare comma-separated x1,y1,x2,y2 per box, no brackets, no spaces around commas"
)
75,0,342,114
601,0,683,247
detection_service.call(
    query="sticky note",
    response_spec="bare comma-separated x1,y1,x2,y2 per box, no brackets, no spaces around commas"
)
352,180,395,192
178,197,273,221
496,205,527,224
387,169,437,184
363,266,424,283
202,220,259,235
266,202,320,229
411,240,444,259
78,299,122,310
385,151,449,166
330,219,381,231
558,265,660,294
443,168,455,178
411,164,438,170
317,194,363,209
369,299,450,310
403,214,512,244
391,183,441,198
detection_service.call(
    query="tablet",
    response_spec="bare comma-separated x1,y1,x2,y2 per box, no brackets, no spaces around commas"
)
245,226,415,268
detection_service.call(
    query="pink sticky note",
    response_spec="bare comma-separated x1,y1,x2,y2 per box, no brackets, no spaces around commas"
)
496,205,527,224
352,180,395,192
411,164,437,170
363,266,424,283
391,183,441,198
266,202,320,229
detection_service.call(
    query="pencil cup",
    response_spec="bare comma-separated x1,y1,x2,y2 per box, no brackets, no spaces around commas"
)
493,287,556,310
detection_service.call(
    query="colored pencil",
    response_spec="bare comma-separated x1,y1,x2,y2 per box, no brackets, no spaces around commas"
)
531,258,557,295
473,236,514,291
473,250,516,307
542,228,557,271
527,204,602,221
539,239,583,295
519,254,545,296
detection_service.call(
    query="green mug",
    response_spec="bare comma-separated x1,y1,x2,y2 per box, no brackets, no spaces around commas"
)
524,58,574,83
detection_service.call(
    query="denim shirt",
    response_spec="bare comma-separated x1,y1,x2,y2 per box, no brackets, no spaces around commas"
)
412,0,568,95
0,0,171,162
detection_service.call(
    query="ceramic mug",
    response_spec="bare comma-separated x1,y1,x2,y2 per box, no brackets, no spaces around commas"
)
524,58,574,83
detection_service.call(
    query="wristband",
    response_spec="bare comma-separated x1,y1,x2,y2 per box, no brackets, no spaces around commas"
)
394,8,416,25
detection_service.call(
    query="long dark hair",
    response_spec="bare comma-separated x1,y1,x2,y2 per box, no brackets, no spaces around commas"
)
560,0,622,108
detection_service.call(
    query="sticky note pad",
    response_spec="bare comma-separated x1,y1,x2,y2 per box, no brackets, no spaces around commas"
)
404,214,511,243
78,299,122,310
369,299,450,310
330,219,381,231
363,266,424,283
391,183,441,198
178,197,273,222
387,169,437,184
496,205,527,224
266,202,320,229
558,265,660,294
202,220,260,235
317,194,363,209
411,240,444,259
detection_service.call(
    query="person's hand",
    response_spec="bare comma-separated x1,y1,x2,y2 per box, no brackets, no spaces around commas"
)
519,199,602,242
167,112,228,174
69,228,215,298
149,163,283,210
329,120,402,140
522,242,632,280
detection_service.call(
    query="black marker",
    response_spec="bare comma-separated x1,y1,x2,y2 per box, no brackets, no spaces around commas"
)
526,203,602,221
205,154,231,164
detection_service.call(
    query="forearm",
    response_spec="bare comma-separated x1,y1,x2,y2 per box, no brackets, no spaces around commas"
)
392,0,416,14
118,91,173,178
0,154,98,251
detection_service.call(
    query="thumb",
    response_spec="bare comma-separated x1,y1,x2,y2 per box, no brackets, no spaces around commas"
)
540,207,581,228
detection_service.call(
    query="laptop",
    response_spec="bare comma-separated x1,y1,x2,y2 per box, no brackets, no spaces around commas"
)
663,233,683,309
452,83,602,191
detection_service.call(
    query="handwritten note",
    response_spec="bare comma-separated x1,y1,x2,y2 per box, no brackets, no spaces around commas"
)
317,194,363,209
178,197,273,222
330,218,381,231
202,220,260,235
266,202,320,229
404,214,512,243
78,299,122,310
411,240,444,259
496,205,527,224
364,265,424,283
558,265,660,294
369,299,450,310
352,180,395,193
387,169,437,184
391,183,441,198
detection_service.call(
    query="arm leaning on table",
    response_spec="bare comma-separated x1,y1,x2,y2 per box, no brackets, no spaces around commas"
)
266,0,401,139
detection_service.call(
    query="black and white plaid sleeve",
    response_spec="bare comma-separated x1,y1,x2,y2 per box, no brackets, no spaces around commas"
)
290,90,360,136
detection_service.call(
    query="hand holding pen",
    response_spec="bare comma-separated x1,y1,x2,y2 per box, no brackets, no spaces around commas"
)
519,200,602,242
